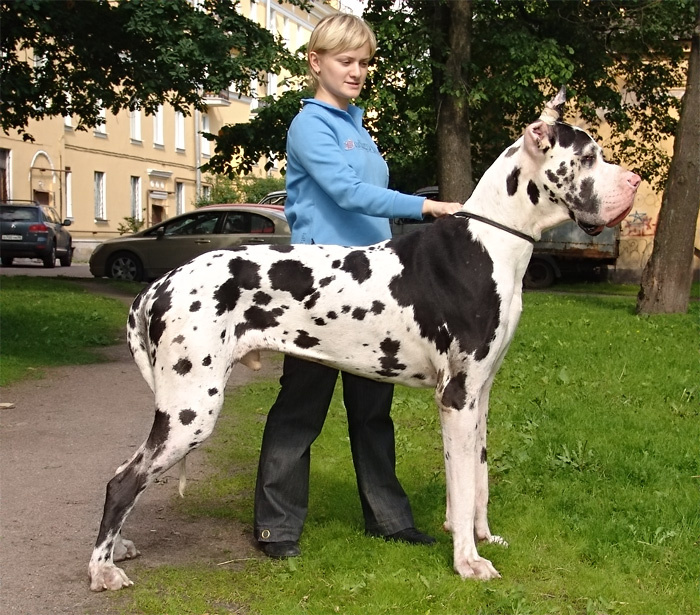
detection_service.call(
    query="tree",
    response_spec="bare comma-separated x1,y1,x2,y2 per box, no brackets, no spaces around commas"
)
637,0,700,315
207,1,695,198
0,0,307,141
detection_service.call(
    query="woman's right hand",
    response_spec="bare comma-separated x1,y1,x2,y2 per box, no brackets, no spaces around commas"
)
422,199,463,218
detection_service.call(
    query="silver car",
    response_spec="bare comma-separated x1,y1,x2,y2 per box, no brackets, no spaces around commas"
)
89,205,290,282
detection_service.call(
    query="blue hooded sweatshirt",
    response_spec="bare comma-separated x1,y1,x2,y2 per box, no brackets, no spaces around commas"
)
285,98,425,246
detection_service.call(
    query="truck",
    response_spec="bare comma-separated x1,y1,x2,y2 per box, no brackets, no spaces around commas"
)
391,187,619,289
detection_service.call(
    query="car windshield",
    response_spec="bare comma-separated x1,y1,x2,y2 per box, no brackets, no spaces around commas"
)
0,206,38,222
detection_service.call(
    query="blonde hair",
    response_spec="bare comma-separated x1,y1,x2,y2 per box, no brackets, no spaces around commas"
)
307,13,377,90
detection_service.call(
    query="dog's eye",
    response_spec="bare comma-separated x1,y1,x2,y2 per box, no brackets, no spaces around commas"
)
580,154,596,167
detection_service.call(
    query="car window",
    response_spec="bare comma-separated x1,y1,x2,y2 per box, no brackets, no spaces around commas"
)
41,206,59,224
162,211,222,236
0,206,38,222
221,212,275,234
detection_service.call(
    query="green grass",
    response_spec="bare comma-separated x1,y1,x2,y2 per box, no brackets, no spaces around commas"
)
0,276,129,385
119,293,698,615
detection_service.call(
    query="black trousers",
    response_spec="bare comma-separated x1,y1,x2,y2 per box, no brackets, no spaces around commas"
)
254,355,415,542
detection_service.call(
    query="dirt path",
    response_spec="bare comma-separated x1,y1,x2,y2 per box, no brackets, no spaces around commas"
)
0,284,281,615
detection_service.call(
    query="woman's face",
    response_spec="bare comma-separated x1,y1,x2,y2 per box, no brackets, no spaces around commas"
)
309,43,372,109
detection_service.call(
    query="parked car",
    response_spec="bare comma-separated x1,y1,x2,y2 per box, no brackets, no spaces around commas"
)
0,200,73,268
89,205,291,282
259,190,287,207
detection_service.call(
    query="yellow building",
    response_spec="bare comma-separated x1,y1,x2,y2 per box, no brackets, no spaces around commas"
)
0,0,339,260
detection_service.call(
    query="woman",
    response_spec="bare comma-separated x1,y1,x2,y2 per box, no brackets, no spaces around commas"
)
254,12,462,559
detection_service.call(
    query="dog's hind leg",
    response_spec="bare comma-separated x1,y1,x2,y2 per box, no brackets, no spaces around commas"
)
88,385,224,591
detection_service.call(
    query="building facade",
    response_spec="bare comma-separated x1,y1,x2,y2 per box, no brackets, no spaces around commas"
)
0,0,338,260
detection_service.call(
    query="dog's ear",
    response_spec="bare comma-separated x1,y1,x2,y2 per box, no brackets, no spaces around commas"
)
524,120,554,155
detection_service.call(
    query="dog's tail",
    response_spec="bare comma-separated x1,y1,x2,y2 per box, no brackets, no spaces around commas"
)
177,456,187,497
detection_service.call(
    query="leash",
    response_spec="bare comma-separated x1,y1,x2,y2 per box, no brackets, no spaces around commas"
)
452,211,536,244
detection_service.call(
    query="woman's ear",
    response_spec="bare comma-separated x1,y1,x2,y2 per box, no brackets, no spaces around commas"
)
309,51,321,75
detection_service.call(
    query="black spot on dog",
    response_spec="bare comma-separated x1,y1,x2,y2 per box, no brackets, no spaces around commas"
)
202,355,212,366
173,358,192,375
294,330,320,348
331,260,341,269
146,409,170,457
234,305,284,337
352,307,367,320
341,251,372,283
388,216,500,362
148,278,173,347
327,311,338,320
173,334,185,344
269,260,315,301
319,276,335,287
189,301,201,312
208,387,218,397
480,447,487,463
506,166,521,196
269,244,294,253
527,180,540,205
305,291,321,310
179,409,196,425
371,300,385,315
214,258,262,316
377,337,406,377
505,145,520,158
341,305,351,314
442,373,467,410
314,317,326,326
574,177,600,214
254,291,271,305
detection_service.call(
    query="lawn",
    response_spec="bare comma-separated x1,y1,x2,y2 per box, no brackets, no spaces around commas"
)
1,277,697,613
122,292,698,615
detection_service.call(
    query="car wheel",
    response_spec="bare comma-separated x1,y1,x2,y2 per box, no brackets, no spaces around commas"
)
524,258,556,289
59,247,73,267
42,244,57,268
107,252,144,282
1,257,14,266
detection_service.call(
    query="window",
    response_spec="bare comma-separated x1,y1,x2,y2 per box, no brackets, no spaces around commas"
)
201,184,211,202
175,112,185,150
130,176,142,220
201,114,210,157
160,211,221,236
153,105,164,147
65,167,73,218
94,108,107,135
175,181,185,215
222,212,275,234
94,171,106,220
130,110,142,142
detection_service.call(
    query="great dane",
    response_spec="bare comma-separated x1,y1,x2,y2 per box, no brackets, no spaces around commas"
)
89,89,640,590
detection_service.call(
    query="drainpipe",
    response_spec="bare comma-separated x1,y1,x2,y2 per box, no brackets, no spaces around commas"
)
195,107,202,202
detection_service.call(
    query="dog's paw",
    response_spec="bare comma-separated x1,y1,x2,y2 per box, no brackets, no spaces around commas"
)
479,533,508,548
89,563,134,592
454,556,501,581
113,536,140,562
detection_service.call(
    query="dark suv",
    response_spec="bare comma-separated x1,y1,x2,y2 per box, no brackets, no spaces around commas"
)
0,201,73,268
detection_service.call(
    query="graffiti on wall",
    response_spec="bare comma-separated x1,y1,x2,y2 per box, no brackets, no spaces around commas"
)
618,210,656,270
621,210,656,237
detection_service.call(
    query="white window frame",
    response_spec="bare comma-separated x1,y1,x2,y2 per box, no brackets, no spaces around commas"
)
153,105,164,147
201,113,211,157
130,109,142,142
94,171,106,220
175,111,185,151
130,176,142,221
65,168,73,219
175,181,185,215
94,108,107,136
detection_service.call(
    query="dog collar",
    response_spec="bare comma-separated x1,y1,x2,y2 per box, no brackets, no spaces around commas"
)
453,211,536,244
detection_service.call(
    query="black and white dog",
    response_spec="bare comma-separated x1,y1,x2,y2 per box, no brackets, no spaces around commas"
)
89,90,640,590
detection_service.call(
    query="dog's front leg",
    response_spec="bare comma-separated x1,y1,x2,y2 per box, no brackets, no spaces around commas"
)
439,397,501,580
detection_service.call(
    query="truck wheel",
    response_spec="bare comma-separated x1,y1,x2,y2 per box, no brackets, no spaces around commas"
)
524,258,555,289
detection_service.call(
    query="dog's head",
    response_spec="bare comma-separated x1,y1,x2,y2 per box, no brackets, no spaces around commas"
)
521,87,640,235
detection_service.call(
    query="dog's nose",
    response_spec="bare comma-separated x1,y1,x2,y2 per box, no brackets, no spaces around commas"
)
627,172,642,189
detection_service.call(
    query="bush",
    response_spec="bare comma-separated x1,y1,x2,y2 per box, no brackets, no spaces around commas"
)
195,175,285,208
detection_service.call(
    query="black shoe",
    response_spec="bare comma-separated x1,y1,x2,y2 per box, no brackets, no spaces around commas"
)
259,540,301,559
384,527,436,545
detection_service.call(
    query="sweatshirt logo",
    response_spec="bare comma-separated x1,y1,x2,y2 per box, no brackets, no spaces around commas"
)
344,139,355,150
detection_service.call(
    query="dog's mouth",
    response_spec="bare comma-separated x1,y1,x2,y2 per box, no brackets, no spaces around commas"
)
577,204,633,236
